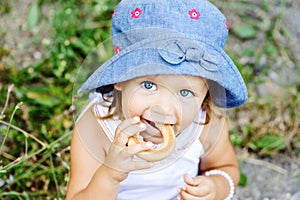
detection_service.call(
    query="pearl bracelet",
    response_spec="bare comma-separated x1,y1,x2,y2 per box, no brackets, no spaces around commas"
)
205,169,235,200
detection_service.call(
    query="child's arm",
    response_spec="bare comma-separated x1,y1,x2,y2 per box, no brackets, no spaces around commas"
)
66,109,152,200
66,128,120,200
178,116,239,200
200,118,239,199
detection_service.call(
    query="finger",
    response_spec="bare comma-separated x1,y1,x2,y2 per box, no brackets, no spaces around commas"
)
116,146,152,171
104,144,151,172
179,186,212,200
114,117,146,146
183,173,196,186
128,160,152,171
116,116,146,137
114,123,146,146
140,132,164,144
117,116,141,133
183,175,211,196
179,187,201,200
184,184,210,197
126,141,153,154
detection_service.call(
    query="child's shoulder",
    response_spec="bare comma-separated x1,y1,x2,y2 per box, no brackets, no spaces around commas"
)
75,103,99,129
74,103,110,161
200,112,227,156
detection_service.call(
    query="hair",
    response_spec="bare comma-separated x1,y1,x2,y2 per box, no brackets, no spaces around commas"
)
94,84,222,125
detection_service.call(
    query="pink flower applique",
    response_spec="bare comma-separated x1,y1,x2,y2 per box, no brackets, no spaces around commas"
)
224,19,230,30
114,46,121,54
112,6,117,17
131,8,142,18
189,9,200,20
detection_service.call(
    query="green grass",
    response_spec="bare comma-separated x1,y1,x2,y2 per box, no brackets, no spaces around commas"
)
0,0,299,199
0,0,118,199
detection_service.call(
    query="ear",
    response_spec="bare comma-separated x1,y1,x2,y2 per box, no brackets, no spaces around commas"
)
114,83,122,91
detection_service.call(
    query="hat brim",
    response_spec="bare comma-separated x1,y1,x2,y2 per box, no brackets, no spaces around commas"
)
78,30,247,108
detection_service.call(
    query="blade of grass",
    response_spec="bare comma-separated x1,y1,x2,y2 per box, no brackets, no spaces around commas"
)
0,102,23,154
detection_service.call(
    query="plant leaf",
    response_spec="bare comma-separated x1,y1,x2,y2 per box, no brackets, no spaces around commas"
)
234,24,257,39
239,171,248,186
27,2,40,30
255,135,285,150
26,92,60,107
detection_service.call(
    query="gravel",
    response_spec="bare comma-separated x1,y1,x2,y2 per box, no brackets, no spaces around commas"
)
2,0,300,199
234,152,300,199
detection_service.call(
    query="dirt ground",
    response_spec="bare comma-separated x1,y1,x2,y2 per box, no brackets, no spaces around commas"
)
1,0,300,199
234,150,300,200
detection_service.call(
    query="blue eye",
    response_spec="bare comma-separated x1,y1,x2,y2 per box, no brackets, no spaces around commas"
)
179,89,194,97
142,81,157,91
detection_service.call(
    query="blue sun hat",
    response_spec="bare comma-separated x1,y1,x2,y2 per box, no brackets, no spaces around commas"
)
78,0,248,108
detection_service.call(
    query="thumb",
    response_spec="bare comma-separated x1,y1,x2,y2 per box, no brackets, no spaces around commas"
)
184,174,209,187
183,173,196,186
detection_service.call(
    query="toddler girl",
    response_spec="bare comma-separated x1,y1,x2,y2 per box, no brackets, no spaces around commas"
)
66,0,248,199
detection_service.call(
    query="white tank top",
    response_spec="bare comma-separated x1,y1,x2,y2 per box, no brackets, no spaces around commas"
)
118,139,204,200
77,100,207,200
91,103,206,200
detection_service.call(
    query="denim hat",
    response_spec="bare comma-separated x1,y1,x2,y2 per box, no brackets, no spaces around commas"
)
78,0,248,108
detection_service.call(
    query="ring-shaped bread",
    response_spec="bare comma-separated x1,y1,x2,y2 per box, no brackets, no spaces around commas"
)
128,123,175,162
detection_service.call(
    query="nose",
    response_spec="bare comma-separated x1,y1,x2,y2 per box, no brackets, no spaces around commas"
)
143,105,177,125
143,92,180,125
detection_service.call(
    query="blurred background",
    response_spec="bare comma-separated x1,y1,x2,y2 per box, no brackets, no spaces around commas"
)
0,0,299,199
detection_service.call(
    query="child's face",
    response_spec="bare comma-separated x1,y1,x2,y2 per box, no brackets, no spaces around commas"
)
114,74,208,139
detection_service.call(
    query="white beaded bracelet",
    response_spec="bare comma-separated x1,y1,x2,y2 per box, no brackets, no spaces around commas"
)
205,169,235,200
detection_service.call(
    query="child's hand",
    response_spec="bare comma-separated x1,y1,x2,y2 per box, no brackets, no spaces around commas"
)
177,173,217,200
103,116,152,182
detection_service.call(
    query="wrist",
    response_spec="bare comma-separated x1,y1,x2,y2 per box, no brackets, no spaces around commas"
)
205,170,235,200
101,164,128,184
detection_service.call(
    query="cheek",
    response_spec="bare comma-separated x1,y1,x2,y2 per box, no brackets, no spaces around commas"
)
181,106,198,125
122,92,146,118
179,99,203,128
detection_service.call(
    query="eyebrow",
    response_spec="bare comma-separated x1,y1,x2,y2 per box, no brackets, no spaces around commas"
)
186,79,208,90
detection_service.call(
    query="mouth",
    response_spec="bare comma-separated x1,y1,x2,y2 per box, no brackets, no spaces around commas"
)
141,119,161,135
140,118,174,143
128,119,176,162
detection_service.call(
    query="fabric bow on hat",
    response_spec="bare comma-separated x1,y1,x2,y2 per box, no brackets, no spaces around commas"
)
158,40,218,72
